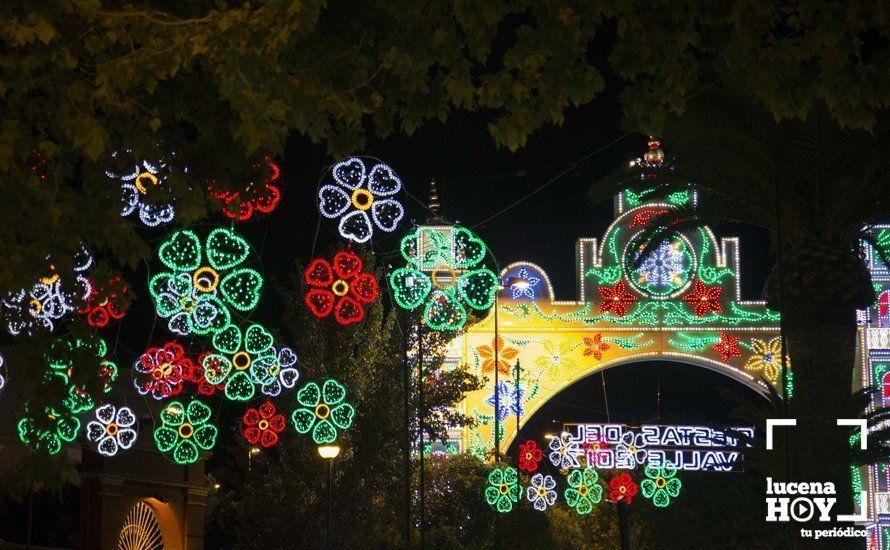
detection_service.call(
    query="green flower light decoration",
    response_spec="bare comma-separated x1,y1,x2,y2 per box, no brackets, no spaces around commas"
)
389,226,498,331
149,228,263,336
202,323,276,401
45,335,118,414
291,379,355,444
17,405,80,454
484,466,520,513
154,399,218,464
565,468,603,514
640,465,682,507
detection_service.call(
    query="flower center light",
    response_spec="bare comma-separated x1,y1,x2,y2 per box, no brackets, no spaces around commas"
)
39,264,59,285
159,362,173,377
179,422,194,438
28,299,43,316
498,483,509,495
258,419,269,431
431,265,457,290
106,422,119,436
629,445,637,453
332,279,349,296
268,363,280,377
351,188,374,210
578,484,589,497
135,171,159,194
525,452,533,460
233,351,251,371
193,266,220,293
179,295,195,311
655,477,666,489
315,403,330,419
619,486,626,494
537,487,546,497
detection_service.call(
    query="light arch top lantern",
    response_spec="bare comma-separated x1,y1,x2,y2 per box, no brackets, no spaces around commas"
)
448,140,786,458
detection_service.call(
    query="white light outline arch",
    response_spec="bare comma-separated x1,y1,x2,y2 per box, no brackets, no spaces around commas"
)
499,261,555,302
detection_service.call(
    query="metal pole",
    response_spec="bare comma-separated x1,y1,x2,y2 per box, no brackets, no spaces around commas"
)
402,317,411,549
515,359,521,550
494,293,499,460
418,322,425,549
617,502,633,550
327,459,333,550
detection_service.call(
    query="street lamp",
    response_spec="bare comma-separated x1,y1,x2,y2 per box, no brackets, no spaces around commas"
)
318,445,341,550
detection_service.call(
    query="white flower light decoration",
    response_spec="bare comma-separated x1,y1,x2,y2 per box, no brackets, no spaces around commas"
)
616,430,649,467
107,153,176,227
1,245,93,336
526,473,558,511
0,352,6,394
257,346,301,397
86,404,138,457
318,157,404,243
548,433,582,469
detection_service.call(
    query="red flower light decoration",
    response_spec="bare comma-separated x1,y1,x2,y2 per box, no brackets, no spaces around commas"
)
210,156,282,221
712,332,742,361
133,342,196,400
583,334,610,360
304,251,378,325
191,352,226,396
598,281,637,317
79,276,129,328
242,400,286,447
518,440,543,473
682,280,723,317
609,473,639,504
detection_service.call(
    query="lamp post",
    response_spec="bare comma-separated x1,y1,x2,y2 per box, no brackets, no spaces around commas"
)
318,445,341,550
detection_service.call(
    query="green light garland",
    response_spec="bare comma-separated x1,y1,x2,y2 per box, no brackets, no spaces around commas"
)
149,228,263,336
624,188,656,207
668,332,720,352
696,228,734,284
667,190,691,206
154,399,218,464
291,379,355,444
640,465,682,507
45,335,118,414
17,405,79,454
202,323,276,401
484,467,520,513
389,226,498,330
564,468,603,514
604,333,653,350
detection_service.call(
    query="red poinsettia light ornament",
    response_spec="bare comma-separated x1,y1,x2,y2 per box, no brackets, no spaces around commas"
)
79,276,129,328
598,281,638,317
712,332,742,361
518,440,543,473
133,342,196,400
682,280,723,317
210,156,282,221
304,251,378,325
609,472,639,504
190,352,226,396
242,400,286,448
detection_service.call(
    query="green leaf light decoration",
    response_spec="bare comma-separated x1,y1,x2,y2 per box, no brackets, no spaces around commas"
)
45,334,118,414
149,228,263,337
291,379,355,444
564,468,603,514
640,465,682,507
389,226,498,330
484,466,521,513
17,405,80,454
154,399,218,464
201,323,277,401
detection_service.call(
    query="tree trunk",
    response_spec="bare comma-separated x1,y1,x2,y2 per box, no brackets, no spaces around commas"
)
780,242,873,549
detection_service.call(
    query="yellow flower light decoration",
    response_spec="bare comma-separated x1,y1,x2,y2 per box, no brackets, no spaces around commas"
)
533,339,577,376
743,337,788,383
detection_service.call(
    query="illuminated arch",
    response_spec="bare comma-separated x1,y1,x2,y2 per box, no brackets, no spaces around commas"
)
118,498,183,550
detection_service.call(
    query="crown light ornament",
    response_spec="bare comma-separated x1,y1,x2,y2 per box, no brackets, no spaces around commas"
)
291,379,355,445
154,399,218,464
85,404,138,457
149,228,263,336
318,157,404,243
304,251,379,326
389,226,498,331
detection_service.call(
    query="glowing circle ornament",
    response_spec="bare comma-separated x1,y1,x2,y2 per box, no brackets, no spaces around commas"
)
86,404,138,457
389,226,498,331
242,400,286,448
202,323,277,401
485,467,520,513
640,465,682,507
318,157,404,243
154,399,218,464
304,251,378,325
209,156,282,221
565,468,603,515
608,473,639,504
133,342,196,400
291,379,355,444
2,245,93,336
526,473,558,511
149,227,263,336
107,155,176,227
79,276,129,328
17,405,80,454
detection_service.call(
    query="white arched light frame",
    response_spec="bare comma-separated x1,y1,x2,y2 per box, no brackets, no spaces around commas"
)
499,261,555,302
